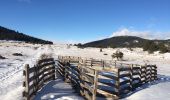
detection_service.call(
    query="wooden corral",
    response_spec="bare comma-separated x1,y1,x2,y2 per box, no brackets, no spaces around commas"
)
22,56,157,100
23,58,55,100
57,56,157,100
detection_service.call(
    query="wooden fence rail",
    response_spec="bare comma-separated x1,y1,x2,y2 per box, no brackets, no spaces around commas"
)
23,58,55,100
57,56,157,100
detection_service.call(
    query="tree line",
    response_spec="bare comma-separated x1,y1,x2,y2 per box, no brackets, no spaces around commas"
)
0,26,53,44
74,36,170,54
143,40,169,53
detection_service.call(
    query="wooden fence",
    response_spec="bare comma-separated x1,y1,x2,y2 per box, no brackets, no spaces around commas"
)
56,56,157,100
23,58,55,100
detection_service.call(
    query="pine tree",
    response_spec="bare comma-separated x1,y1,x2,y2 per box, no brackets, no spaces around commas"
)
158,43,169,53
143,40,152,51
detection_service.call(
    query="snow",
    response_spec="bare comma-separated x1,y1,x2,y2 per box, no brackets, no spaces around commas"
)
0,41,170,100
0,42,52,100
123,79,170,100
34,79,83,100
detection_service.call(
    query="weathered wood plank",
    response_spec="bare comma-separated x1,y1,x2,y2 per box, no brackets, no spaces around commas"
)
38,61,55,70
118,67,131,71
97,89,119,99
38,58,54,64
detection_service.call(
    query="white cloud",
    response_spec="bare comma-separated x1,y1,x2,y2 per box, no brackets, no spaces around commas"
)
110,28,170,40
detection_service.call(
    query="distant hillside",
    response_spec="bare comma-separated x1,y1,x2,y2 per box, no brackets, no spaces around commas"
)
82,36,170,48
0,26,53,44
83,36,147,48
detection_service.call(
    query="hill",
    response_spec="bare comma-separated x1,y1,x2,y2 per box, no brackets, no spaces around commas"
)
0,26,53,44
82,36,170,48
83,36,147,48
79,36,170,53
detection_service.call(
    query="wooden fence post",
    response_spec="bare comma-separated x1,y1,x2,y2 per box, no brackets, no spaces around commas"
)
139,65,142,86
36,63,40,91
92,70,98,100
24,64,30,100
79,67,84,96
154,65,157,80
33,65,37,96
116,68,120,98
144,64,147,83
102,60,104,69
130,64,133,90
53,64,56,80
145,64,150,83
91,59,93,67
80,60,87,96
42,62,45,84
148,65,151,82
64,63,68,82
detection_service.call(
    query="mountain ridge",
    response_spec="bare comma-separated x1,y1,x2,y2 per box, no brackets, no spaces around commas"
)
82,36,170,48
0,26,53,44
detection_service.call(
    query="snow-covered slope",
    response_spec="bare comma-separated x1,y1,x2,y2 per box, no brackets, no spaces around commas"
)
0,41,170,100
0,42,52,100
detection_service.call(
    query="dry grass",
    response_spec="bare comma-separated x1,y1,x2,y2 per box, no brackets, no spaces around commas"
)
39,53,52,60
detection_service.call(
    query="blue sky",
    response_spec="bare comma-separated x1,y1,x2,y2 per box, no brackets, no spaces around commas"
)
0,0,170,43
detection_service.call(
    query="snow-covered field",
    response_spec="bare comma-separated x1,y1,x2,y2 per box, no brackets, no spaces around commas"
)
0,41,170,100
